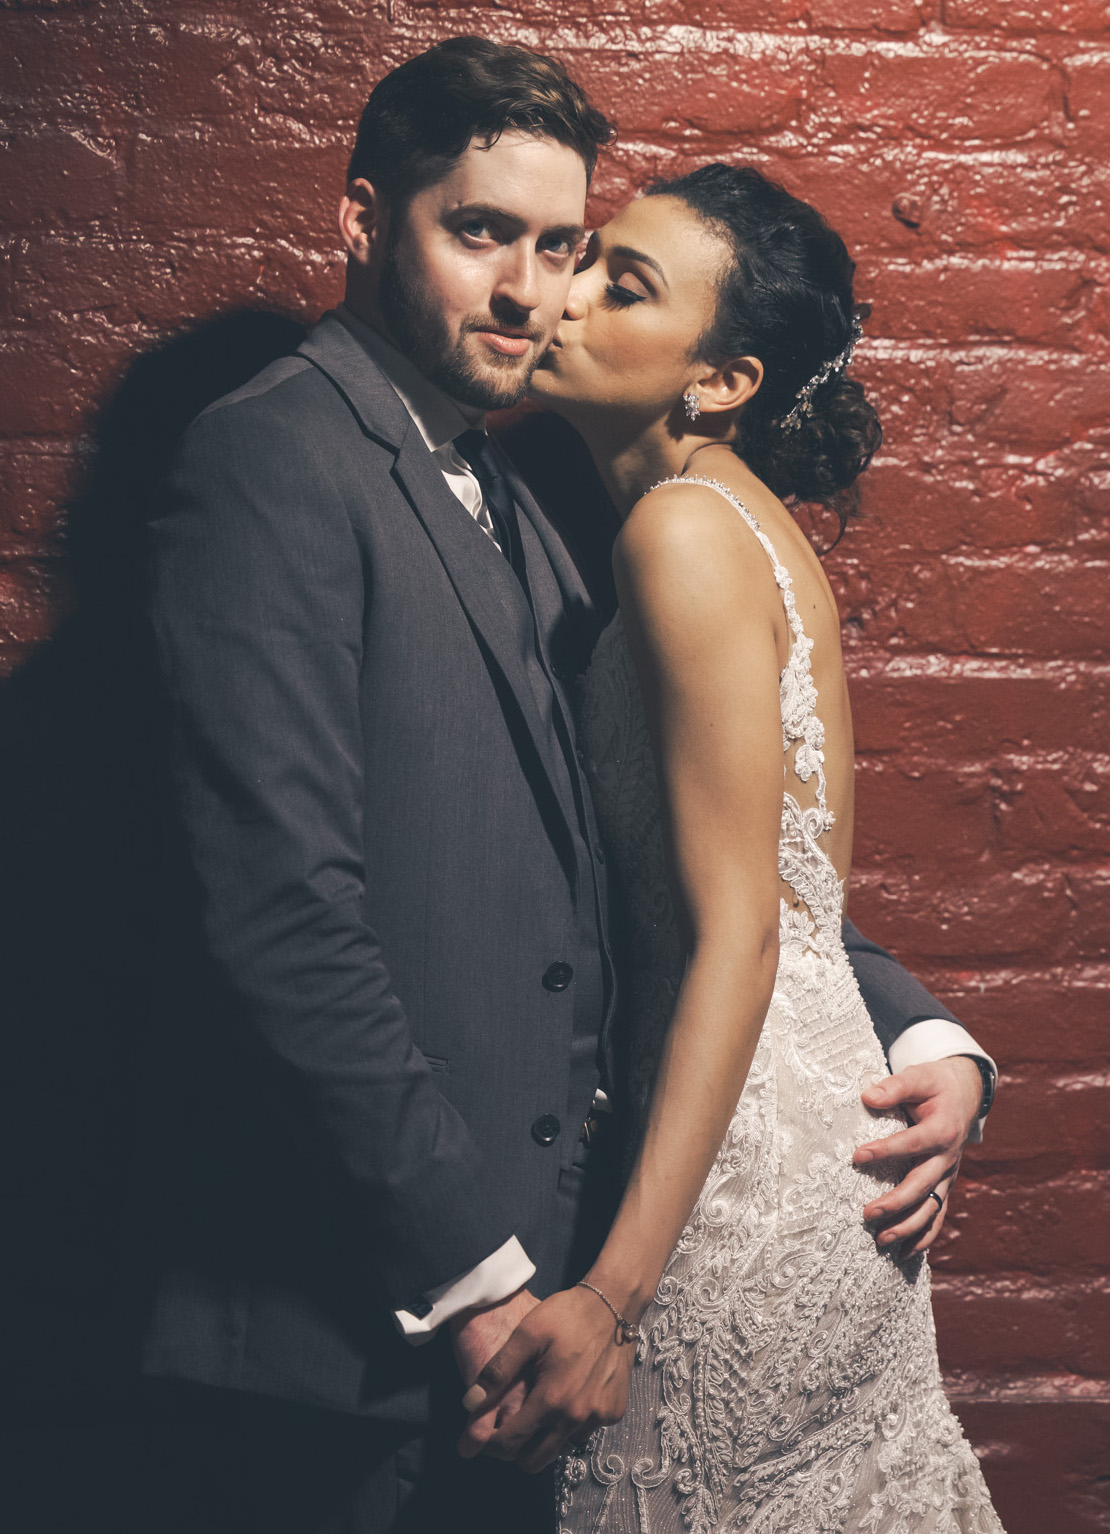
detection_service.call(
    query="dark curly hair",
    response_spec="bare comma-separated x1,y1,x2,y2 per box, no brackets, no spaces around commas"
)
349,37,615,203
647,164,882,535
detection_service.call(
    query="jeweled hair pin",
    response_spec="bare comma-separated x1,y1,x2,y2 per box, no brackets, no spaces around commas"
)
778,311,866,433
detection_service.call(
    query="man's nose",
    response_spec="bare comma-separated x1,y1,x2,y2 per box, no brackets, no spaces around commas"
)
494,243,541,312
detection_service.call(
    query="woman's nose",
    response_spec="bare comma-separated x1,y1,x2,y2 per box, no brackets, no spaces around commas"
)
562,273,589,321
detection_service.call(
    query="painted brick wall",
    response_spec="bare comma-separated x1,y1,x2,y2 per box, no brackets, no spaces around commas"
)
2,3,1107,1528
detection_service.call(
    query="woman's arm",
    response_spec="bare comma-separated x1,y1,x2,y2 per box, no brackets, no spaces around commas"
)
587,485,785,1317
459,485,788,1469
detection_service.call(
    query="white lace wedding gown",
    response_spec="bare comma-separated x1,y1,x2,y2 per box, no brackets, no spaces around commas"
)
560,478,1003,1534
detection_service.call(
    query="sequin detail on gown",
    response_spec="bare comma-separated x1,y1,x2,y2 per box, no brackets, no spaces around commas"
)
560,477,1003,1533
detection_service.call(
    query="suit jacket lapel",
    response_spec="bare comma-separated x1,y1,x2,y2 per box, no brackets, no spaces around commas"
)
498,447,612,689
298,315,581,845
498,450,593,623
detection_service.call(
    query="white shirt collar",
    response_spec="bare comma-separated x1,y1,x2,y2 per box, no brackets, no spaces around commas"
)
335,303,485,453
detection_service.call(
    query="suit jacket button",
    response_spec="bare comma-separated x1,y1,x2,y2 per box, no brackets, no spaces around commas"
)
542,961,573,991
531,1114,561,1145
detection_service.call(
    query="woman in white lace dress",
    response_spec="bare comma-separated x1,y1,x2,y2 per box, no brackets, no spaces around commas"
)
472,165,1004,1531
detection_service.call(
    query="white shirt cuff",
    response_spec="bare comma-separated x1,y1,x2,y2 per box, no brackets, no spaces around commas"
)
393,1236,536,1344
887,1018,997,1143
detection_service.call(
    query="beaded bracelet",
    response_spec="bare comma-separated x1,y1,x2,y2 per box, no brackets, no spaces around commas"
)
576,1280,641,1345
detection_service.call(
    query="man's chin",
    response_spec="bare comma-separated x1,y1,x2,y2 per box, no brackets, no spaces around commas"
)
434,347,537,412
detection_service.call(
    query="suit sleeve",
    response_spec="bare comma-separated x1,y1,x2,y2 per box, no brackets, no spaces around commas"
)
842,916,961,1059
148,397,516,1311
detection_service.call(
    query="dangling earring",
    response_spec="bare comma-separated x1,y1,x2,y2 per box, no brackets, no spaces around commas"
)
683,391,701,423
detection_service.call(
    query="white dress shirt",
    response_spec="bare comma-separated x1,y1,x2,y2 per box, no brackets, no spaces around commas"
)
335,306,997,1342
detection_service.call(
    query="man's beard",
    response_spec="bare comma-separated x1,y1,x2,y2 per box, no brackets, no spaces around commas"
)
379,232,543,411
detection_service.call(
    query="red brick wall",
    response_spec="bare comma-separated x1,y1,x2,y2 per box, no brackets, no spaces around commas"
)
2,3,1107,1527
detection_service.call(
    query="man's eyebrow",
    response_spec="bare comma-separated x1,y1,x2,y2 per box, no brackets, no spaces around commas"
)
609,244,669,287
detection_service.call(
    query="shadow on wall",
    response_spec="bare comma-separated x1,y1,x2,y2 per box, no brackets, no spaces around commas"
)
0,309,309,1405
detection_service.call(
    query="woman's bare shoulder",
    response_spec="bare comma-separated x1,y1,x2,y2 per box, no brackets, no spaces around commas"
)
617,478,771,580
613,478,785,637
619,478,784,598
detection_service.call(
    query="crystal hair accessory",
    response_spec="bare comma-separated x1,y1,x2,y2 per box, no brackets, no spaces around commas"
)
778,311,865,433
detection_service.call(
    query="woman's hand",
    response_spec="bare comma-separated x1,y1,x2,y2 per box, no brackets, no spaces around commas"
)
456,1283,637,1473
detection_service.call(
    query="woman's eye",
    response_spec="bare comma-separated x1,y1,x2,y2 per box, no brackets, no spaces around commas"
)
603,281,647,309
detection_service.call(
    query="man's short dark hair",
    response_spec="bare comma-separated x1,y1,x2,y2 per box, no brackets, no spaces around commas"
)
348,36,615,199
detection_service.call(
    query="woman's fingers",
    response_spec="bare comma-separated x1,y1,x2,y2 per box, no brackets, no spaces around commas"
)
460,1288,633,1467
456,1326,544,1459
516,1411,599,1475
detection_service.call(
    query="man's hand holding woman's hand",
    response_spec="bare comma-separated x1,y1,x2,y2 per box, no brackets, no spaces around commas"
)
450,1286,540,1455
456,1281,638,1473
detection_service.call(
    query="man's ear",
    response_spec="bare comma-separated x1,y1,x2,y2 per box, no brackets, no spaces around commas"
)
339,178,386,266
695,354,763,416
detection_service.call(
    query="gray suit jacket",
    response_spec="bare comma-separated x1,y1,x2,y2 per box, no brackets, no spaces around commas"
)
143,314,613,1413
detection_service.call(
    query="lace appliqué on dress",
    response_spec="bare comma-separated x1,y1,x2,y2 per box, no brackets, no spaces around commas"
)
563,477,1003,1533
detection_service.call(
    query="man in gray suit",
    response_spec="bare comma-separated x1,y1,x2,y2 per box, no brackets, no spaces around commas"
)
144,36,995,1532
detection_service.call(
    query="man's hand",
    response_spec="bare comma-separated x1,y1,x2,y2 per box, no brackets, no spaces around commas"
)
854,1056,983,1257
457,1285,636,1473
450,1286,540,1439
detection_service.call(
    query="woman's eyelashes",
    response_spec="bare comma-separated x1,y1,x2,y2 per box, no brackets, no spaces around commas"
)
602,281,648,310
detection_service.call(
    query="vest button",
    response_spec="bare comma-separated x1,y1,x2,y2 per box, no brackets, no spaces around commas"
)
594,842,606,865
542,961,574,992
531,1114,561,1145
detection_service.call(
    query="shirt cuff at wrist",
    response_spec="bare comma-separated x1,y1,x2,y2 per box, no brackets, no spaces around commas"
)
393,1236,536,1345
887,1018,997,1143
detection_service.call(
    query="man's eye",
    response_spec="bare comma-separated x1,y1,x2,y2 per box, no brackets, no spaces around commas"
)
458,222,493,243
541,236,573,257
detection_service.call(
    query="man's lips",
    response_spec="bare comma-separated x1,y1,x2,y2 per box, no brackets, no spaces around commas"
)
472,329,535,357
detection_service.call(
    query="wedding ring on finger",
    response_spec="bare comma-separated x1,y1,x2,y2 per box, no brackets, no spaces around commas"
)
927,1190,944,1212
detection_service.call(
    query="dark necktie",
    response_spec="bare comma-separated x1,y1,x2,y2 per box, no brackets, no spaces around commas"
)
453,429,525,580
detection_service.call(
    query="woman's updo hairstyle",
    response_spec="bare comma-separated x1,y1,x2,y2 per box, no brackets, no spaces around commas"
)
647,163,882,530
